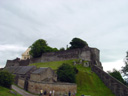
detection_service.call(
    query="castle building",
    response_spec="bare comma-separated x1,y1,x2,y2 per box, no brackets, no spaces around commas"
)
21,48,31,60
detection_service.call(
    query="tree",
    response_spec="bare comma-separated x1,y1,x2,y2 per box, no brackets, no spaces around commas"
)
0,70,14,88
29,39,47,58
29,39,58,58
57,63,77,83
69,37,88,49
108,69,126,84
122,51,128,82
59,47,65,51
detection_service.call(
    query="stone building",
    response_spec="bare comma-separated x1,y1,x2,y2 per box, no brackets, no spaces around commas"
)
30,67,57,83
21,48,31,60
4,66,36,90
4,66,77,95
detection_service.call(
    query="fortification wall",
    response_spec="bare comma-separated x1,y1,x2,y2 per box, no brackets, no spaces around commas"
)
28,80,77,95
92,65,128,96
5,59,30,67
5,47,101,68
29,47,100,64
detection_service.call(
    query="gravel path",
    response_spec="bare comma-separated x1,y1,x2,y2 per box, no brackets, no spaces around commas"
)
12,85,37,96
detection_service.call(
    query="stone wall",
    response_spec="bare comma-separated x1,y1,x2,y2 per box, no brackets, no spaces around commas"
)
18,78,25,89
5,47,102,68
29,47,101,66
6,58,30,67
28,80,77,95
92,65,128,96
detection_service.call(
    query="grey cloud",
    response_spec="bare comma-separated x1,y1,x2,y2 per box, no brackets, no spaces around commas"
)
0,0,128,68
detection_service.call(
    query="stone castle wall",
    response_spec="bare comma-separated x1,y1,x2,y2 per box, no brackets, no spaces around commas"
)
30,47,97,64
6,59,30,67
5,47,101,68
92,65,128,96
28,80,77,95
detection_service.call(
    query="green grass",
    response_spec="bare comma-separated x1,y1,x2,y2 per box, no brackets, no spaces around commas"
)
30,59,115,96
75,64,115,96
30,59,77,70
0,86,22,96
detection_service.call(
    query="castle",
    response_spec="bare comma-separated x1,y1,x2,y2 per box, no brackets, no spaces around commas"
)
5,46,128,96
6,47,102,69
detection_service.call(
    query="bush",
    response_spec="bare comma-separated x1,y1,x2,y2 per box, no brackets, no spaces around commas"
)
0,71,14,88
57,63,77,83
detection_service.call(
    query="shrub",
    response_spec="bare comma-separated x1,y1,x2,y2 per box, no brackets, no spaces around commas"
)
0,71,14,88
57,63,77,83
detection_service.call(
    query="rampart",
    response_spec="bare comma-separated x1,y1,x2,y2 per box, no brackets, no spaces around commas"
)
92,65,128,96
5,47,102,69
30,47,99,63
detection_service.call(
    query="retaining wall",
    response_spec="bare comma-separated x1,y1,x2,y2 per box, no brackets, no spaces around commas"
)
28,80,77,95
92,65,128,96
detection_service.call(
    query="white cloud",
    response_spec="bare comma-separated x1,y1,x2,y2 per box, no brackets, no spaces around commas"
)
102,59,125,72
0,44,27,51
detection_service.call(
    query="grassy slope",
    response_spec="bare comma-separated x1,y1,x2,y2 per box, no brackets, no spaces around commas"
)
30,60,115,96
0,86,21,96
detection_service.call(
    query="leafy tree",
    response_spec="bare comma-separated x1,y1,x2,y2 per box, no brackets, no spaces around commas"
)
122,51,128,82
30,39,47,58
69,37,88,49
57,63,77,83
30,39,58,58
59,47,65,51
45,46,58,52
0,71,14,88
108,69,126,84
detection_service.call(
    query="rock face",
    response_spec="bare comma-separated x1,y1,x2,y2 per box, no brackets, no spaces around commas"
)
5,47,103,69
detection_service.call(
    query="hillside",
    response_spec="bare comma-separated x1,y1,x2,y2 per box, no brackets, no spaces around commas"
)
30,59,115,96
0,86,21,96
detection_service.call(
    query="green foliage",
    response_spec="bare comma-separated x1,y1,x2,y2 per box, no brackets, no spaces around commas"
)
57,63,76,83
0,71,14,89
69,37,88,49
59,47,65,51
108,69,126,84
30,39,47,58
30,39,58,58
122,51,128,81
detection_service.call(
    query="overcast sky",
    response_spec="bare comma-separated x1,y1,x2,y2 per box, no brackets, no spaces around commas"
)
0,0,128,71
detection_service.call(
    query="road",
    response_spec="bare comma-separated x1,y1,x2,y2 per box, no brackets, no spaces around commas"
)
12,85,37,96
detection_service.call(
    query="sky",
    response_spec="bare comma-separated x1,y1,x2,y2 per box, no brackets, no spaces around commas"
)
0,0,128,72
